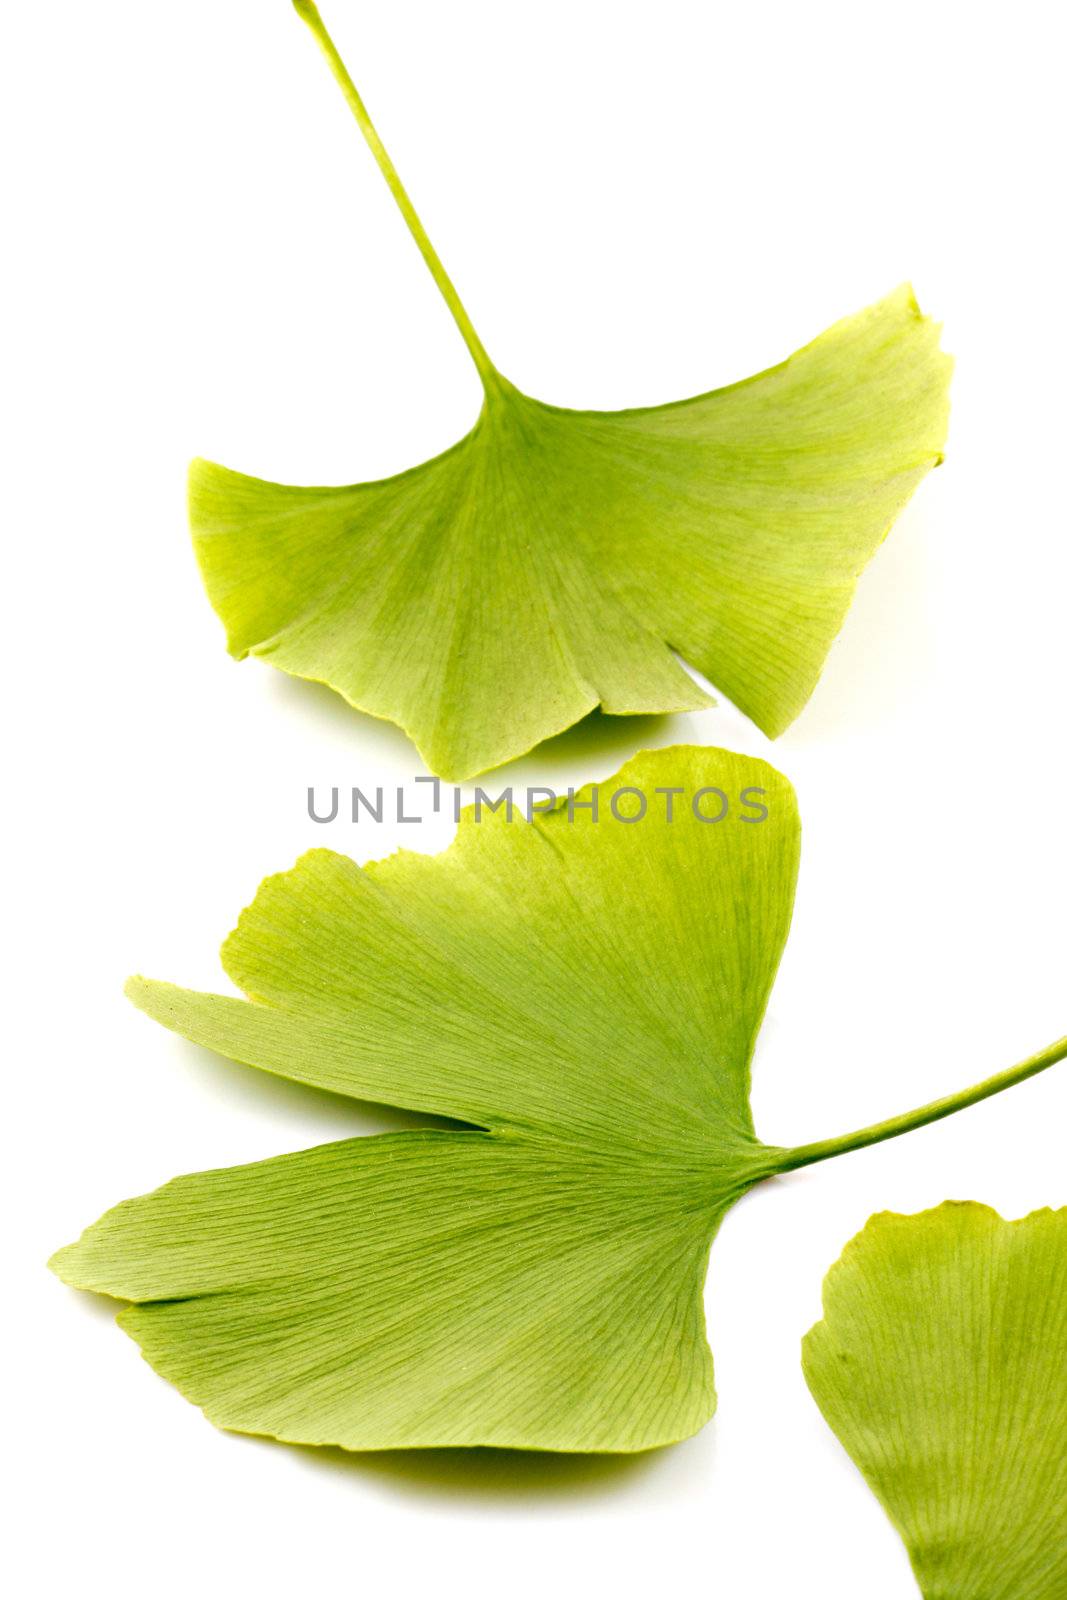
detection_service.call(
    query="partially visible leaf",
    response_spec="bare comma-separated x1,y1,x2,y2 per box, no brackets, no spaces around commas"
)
190,2,952,780
803,1204,1067,1600
52,749,1066,1454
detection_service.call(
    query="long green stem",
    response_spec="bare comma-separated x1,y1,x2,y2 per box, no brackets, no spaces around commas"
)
776,1033,1067,1172
292,0,499,392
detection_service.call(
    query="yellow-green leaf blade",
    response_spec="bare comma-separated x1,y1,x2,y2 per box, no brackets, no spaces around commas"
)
56,743,1064,1459
128,747,799,1144
803,1203,1067,1600
584,283,951,738
193,288,950,779
51,1129,728,1452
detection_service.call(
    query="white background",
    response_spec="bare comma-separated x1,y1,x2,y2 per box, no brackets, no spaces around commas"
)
6,1,1065,1594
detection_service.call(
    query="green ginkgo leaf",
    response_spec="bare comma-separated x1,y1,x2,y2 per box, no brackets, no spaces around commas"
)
803,1204,1066,1600
52,748,1065,1454
190,0,952,781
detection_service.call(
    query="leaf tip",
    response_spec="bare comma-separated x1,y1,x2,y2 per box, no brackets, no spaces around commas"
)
124,974,189,1029
46,1243,72,1282
123,973,153,1008
47,1232,99,1293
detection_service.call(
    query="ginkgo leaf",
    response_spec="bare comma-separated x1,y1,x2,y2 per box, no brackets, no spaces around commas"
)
190,0,952,781
803,1204,1066,1600
51,748,1066,1454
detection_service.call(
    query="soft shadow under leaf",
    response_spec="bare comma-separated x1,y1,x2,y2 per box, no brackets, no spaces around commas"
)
283,1440,664,1504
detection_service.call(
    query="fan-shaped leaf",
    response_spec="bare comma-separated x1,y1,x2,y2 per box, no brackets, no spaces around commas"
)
804,1204,1067,1600
191,2,952,779
52,750,1065,1453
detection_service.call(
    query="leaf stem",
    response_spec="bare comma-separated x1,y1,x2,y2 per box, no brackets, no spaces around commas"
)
776,1034,1067,1173
292,0,500,394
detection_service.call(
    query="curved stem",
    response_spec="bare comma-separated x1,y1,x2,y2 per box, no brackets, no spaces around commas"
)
292,0,500,394
776,1033,1067,1173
